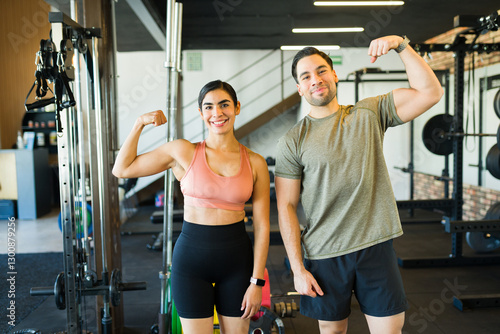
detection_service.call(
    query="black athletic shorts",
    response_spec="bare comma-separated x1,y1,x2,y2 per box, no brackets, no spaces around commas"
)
171,220,253,318
301,239,408,321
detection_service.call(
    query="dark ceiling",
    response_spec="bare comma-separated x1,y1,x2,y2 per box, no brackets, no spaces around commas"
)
53,0,500,52
116,0,499,51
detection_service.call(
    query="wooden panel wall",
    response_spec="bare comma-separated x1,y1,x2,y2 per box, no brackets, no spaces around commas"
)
0,0,51,149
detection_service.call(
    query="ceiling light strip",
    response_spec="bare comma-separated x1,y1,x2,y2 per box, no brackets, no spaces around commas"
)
292,27,364,33
280,45,341,51
314,1,405,6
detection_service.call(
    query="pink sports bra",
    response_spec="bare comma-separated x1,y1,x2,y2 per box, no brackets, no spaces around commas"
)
180,140,253,211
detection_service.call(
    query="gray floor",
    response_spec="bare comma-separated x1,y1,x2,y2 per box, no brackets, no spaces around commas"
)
5,206,500,334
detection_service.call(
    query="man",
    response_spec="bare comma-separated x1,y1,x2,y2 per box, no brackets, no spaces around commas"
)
274,35,443,334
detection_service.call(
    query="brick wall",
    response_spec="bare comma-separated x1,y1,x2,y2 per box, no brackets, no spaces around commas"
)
413,173,500,220
422,27,500,73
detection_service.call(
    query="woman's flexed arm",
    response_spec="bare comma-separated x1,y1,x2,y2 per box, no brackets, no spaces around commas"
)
112,110,174,178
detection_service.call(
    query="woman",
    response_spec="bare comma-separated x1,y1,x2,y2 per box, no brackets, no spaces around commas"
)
113,80,270,334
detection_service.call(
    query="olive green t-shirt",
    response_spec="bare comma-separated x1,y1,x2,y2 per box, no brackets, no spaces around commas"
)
275,92,404,259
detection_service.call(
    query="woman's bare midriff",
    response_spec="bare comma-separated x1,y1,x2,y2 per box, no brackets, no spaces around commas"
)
183,205,246,225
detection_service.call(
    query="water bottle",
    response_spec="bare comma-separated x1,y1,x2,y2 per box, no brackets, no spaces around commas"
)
17,131,24,149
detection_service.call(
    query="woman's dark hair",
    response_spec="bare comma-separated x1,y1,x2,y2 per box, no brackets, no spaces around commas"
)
291,47,333,83
197,80,238,109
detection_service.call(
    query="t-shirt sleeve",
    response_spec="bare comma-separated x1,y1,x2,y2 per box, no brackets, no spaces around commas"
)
275,135,303,180
378,91,404,130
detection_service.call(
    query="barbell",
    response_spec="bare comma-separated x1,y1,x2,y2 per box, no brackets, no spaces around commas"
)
422,113,500,156
30,268,146,309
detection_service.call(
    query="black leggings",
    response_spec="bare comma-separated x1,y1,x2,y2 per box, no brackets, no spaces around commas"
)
171,220,253,318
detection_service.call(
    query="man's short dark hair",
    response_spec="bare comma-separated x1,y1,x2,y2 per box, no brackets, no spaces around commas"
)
291,47,333,83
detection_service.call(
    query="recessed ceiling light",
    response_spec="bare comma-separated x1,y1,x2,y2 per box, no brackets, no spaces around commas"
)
292,27,364,33
314,1,405,6
280,45,341,51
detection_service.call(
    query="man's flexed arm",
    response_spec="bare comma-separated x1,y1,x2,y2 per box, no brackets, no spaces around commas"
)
368,35,444,123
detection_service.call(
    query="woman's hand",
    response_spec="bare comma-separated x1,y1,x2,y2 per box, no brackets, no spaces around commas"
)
137,110,167,127
240,284,262,319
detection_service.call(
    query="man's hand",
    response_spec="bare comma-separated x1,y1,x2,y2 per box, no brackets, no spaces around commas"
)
368,35,404,63
294,268,324,298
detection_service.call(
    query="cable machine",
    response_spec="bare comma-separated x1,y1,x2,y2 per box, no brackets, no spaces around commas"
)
26,3,146,333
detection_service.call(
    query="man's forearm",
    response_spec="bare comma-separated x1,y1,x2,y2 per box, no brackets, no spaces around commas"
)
278,205,305,274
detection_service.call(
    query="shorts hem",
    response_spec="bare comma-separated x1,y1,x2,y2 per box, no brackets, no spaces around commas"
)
216,311,245,318
361,303,409,318
300,310,351,322
176,311,214,319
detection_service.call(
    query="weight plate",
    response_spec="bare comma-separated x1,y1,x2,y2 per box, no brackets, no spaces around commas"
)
286,303,292,317
494,88,500,119
486,145,500,179
497,124,500,150
422,114,454,155
278,301,285,317
54,272,65,310
274,302,282,316
484,201,500,220
466,231,500,253
110,268,122,307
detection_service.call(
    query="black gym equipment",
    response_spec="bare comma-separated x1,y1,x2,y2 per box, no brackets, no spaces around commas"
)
486,145,500,179
422,113,500,157
478,74,500,184
249,307,286,334
495,88,500,119
396,12,500,269
443,202,500,310
25,10,147,334
347,68,410,104
463,201,500,253
395,12,500,310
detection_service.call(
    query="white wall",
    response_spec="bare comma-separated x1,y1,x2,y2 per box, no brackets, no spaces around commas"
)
115,49,500,197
